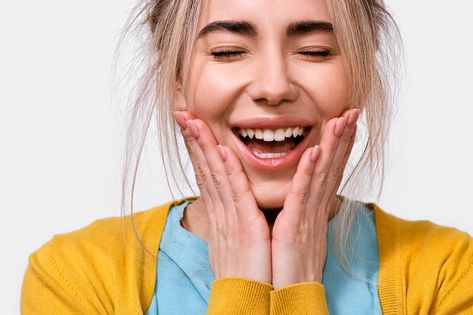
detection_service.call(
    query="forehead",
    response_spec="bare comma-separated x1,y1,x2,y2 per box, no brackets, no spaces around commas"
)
198,0,332,29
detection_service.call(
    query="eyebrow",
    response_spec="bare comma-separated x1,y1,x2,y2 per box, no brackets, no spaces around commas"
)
197,20,257,38
197,20,333,39
286,20,333,36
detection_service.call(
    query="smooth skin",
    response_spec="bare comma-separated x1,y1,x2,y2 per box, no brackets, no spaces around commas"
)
172,0,360,289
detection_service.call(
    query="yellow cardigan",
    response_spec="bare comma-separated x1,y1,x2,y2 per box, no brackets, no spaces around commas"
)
21,200,473,314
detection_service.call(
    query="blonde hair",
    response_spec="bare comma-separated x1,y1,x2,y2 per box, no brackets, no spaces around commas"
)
116,0,402,271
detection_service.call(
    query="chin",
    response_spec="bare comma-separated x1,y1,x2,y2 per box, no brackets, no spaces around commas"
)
252,183,288,211
256,197,285,211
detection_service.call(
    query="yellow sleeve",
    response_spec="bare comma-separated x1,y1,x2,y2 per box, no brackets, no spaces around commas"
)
21,238,96,314
206,279,330,315
21,204,171,314
270,282,329,315
428,232,473,314
376,206,473,314
207,277,273,314
434,263,473,314
21,230,123,315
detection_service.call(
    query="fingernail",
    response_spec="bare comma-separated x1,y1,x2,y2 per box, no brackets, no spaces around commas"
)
310,145,321,162
172,111,187,130
187,120,200,139
334,117,347,137
347,109,360,127
217,145,227,162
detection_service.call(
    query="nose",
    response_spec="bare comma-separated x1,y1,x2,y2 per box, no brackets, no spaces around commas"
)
247,50,299,106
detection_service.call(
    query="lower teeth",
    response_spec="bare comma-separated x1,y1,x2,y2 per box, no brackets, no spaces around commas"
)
254,152,289,159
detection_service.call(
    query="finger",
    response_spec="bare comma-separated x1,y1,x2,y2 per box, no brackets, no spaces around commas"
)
185,121,224,208
305,117,345,215
189,119,243,218
334,110,359,188
175,111,200,165
172,110,197,130
282,146,321,220
320,109,359,208
220,145,266,223
173,110,198,160
333,124,357,195
318,109,352,187
180,120,216,211
325,109,359,189
187,118,240,242
172,111,187,130
176,115,224,236
181,120,228,270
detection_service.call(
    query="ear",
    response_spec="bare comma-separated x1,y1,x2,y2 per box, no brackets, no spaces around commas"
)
173,81,187,111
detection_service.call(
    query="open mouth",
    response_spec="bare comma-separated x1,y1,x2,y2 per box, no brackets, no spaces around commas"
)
233,126,310,159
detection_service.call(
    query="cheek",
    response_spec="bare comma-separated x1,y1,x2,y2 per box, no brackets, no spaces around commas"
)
297,62,350,117
185,60,256,143
187,61,247,120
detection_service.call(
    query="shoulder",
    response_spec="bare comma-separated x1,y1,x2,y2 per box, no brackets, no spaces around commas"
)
27,198,186,272
372,203,473,257
21,199,185,313
371,204,473,313
41,200,174,258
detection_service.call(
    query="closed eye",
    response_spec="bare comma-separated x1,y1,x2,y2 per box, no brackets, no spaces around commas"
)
298,49,332,58
210,48,334,61
210,50,246,60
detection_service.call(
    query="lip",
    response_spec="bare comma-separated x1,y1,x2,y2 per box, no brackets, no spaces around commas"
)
230,117,315,171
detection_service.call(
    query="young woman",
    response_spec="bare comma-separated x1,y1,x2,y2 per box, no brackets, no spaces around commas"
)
21,0,473,314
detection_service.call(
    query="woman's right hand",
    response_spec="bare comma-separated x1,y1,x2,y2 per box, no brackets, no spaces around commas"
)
173,111,272,284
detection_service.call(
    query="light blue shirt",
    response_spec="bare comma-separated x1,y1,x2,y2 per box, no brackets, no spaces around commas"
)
146,200,382,314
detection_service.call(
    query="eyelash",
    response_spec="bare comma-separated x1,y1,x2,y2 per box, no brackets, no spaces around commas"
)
297,49,332,58
210,50,246,59
210,49,333,60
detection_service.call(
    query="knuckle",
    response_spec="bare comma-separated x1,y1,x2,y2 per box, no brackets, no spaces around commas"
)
330,143,338,155
317,170,330,187
225,164,236,177
185,134,196,145
342,128,352,141
289,187,309,204
230,189,243,201
228,167,243,180
296,190,309,204
195,176,205,188
332,165,343,179
197,141,207,153
196,163,205,176
210,171,224,190
195,165,208,185
230,179,251,202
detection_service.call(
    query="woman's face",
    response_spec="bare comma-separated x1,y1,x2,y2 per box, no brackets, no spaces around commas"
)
176,0,350,210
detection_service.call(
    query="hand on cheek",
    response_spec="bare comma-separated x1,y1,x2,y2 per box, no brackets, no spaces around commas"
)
173,111,272,284
270,109,360,289
173,109,359,288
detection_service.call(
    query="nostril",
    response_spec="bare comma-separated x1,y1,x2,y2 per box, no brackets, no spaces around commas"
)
247,77,299,106
256,97,283,106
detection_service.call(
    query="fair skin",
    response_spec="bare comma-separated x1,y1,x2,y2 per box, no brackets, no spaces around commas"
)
173,0,359,289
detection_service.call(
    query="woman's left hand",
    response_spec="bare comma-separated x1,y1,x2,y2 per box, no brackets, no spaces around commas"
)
271,108,359,289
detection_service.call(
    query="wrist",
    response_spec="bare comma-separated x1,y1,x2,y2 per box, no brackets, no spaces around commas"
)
273,274,322,290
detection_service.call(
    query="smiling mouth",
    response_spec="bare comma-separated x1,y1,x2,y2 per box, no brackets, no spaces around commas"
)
233,126,310,159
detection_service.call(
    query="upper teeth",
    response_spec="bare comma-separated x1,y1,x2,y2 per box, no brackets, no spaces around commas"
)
238,127,304,142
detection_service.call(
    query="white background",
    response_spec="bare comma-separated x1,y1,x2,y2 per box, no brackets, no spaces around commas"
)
1,1,472,313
